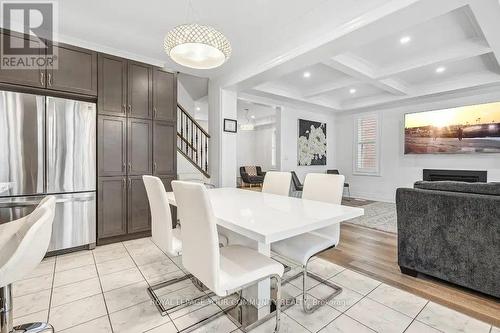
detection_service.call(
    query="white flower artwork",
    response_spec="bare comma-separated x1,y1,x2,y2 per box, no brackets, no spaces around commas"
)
298,119,327,166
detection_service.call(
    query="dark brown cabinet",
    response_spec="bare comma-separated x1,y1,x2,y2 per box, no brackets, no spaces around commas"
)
48,44,97,96
98,115,127,177
0,31,97,96
128,118,153,175
128,62,152,119
153,69,176,121
0,32,45,88
97,59,176,244
153,121,176,175
98,55,152,120
98,54,127,116
127,176,151,233
160,175,176,192
98,176,127,238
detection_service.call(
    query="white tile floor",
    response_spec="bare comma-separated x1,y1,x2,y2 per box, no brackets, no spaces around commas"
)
11,237,498,333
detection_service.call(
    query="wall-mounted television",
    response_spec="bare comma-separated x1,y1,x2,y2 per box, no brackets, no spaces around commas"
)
404,101,500,154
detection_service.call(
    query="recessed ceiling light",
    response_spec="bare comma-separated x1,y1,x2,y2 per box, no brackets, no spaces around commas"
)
400,36,411,44
196,107,201,111
250,115,256,119
349,88,357,94
436,66,446,73
303,71,311,78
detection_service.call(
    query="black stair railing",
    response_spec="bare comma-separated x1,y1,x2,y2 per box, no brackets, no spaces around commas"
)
177,104,210,178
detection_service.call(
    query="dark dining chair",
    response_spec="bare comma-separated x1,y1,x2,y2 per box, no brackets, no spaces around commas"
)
291,171,303,191
326,169,350,197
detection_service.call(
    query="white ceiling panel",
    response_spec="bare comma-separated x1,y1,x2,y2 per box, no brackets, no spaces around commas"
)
395,53,499,86
350,6,485,69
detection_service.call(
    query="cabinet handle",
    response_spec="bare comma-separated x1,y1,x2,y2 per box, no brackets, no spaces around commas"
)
128,162,131,172
122,178,126,187
128,105,131,114
48,73,52,86
40,71,44,86
153,162,157,174
122,104,126,113
153,107,157,119
128,178,131,188
122,162,125,172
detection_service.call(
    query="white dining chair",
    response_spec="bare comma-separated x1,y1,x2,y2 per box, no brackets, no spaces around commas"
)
0,196,56,333
271,173,344,313
143,175,216,315
172,180,284,332
143,175,181,256
262,171,291,196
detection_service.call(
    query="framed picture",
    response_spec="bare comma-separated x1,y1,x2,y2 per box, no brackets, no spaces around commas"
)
298,119,327,166
404,101,500,154
224,118,237,133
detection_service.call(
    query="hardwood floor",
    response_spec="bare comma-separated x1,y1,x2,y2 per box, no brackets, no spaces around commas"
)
320,223,500,327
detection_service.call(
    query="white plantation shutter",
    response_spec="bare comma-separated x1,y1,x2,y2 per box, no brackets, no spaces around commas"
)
354,114,380,175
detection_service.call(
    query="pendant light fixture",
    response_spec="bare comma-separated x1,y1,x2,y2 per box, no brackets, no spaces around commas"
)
164,1,231,69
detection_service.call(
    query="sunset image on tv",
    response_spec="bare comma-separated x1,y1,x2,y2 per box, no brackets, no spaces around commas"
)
404,102,500,154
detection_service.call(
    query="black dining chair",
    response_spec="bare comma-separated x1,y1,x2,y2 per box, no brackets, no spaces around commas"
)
291,171,303,191
326,169,350,197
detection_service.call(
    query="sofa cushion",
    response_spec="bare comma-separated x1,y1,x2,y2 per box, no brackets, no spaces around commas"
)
414,181,500,196
245,166,257,176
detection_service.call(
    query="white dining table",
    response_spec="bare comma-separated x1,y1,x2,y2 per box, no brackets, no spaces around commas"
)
166,187,364,321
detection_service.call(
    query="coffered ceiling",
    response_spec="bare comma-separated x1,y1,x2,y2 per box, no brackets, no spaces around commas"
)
234,0,500,112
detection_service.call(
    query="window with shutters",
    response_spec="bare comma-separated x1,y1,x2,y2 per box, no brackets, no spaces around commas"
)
353,113,380,175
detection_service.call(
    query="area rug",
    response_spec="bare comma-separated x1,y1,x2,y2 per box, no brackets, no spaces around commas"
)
342,200,397,233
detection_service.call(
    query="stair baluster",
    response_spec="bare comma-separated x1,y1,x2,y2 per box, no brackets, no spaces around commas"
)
177,104,210,178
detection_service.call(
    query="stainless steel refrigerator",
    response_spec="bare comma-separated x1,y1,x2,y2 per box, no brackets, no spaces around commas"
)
0,91,96,253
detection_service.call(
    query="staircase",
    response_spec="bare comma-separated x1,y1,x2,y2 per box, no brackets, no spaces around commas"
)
177,103,210,178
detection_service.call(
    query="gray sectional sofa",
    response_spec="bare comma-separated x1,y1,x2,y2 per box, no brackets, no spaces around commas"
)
396,181,500,298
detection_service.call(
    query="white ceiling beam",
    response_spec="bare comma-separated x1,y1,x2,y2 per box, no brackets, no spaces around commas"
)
252,82,336,109
245,88,340,112
342,71,500,110
223,0,469,92
376,39,492,79
303,77,359,98
468,0,500,67
324,55,411,95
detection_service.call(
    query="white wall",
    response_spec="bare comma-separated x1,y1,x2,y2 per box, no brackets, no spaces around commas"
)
335,91,500,203
279,106,336,181
237,126,276,175
237,130,257,169
220,89,238,187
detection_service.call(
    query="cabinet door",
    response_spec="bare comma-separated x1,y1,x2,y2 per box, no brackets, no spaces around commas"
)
128,118,152,175
127,176,151,233
0,31,45,88
160,175,176,192
127,61,152,119
98,176,127,239
48,44,97,95
98,115,127,177
98,54,127,116
153,120,176,175
153,69,176,121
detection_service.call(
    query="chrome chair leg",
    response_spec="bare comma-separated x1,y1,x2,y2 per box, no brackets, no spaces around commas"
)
301,261,342,313
177,274,283,333
281,256,343,314
1,285,54,333
148,274,215,316
274,275,281,333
